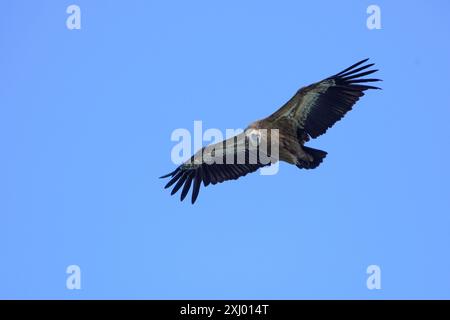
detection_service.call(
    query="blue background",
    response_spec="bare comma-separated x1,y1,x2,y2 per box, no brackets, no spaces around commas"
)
1,0,450,299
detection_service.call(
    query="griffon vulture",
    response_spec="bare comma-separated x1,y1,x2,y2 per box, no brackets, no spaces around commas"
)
161,59,381,203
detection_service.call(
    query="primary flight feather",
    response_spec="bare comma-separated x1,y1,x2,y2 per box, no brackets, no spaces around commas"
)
161,59,381,204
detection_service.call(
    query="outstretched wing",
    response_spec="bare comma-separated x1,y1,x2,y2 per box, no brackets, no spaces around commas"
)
160,132,271,204
267,58,381,139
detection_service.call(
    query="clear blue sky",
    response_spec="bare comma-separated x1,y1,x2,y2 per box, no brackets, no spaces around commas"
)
1,0,450,299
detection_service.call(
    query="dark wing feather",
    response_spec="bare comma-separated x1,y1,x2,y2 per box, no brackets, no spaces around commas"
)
160,132,270,204
267,58,381,139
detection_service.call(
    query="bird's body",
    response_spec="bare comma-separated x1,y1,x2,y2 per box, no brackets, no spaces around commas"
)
161,59,381,203
247,118,305,165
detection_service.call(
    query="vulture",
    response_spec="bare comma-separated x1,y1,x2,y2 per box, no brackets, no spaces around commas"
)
161,59,381,204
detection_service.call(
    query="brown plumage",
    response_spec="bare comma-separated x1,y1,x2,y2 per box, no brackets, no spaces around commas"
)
161,59,381,203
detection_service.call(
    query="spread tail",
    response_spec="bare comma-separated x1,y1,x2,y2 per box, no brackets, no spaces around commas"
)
296,146,327,169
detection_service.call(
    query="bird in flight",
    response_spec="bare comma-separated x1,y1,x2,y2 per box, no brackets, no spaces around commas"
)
161,59,381,204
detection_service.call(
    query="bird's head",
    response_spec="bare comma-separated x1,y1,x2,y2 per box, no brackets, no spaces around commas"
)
245,121,263,146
